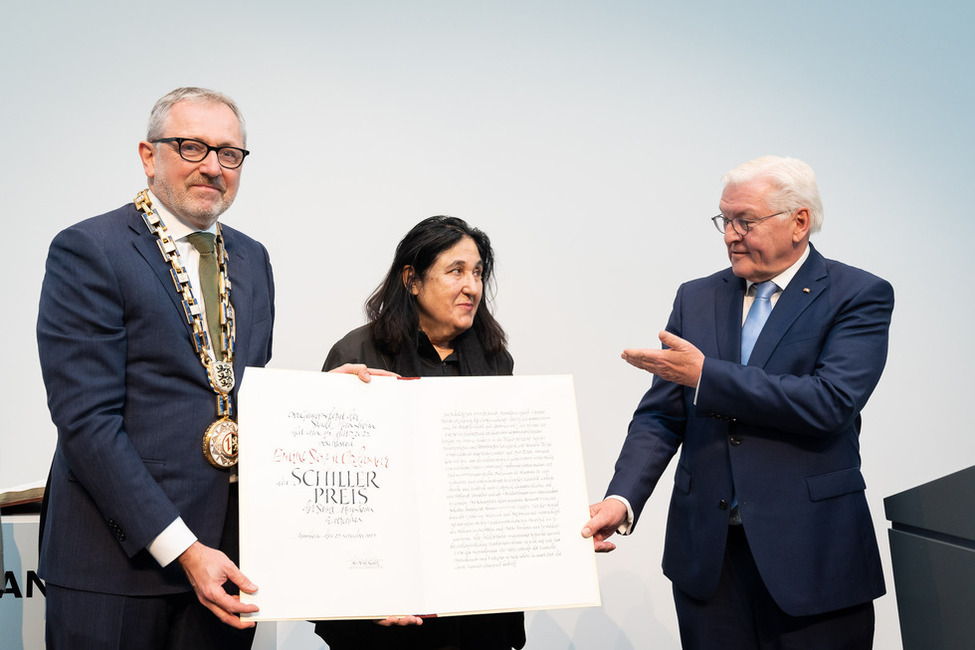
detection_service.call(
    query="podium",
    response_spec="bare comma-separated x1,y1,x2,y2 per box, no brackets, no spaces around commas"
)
1,485,45,647
884,466,975,650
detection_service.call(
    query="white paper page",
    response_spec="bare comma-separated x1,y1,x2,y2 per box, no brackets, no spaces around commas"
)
412,375,601,614
238,369,600,620
239,369,424,620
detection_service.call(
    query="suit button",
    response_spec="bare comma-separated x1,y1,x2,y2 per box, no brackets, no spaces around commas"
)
107,519,126,541
729,436,742,446
718,500,729,510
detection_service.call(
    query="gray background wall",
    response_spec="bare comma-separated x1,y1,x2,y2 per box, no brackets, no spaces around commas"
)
3,2,973,647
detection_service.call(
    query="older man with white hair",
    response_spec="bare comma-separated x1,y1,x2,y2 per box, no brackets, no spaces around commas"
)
584,155,893,649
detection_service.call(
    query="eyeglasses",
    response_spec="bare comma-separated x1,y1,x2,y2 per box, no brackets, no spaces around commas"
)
152,137,250,169
711,210,788,236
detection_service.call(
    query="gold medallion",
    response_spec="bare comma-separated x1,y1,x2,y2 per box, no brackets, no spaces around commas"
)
203,417,239,468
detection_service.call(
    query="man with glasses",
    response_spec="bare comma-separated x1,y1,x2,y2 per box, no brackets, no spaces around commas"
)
583,156,893,649
36,87,271,648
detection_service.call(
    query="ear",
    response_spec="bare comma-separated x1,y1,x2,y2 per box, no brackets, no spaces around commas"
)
792,207,811,243
402,266,420,295
138,140,157,179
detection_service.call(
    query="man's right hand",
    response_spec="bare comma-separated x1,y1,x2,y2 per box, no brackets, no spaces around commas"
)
178,541,259,629
581,498,629,553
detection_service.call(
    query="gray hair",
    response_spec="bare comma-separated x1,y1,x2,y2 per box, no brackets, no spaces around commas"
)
146,87,247,145
721,155,823,234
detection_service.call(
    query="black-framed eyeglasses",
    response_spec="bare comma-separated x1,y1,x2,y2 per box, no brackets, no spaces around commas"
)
711,210,788,236
152,137,250,169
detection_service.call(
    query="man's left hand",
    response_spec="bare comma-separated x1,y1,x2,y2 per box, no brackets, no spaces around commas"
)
177,542,258,629
622,330,704,387
328,363,399,383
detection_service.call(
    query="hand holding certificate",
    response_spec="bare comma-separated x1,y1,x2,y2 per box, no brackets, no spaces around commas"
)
237,369,600,621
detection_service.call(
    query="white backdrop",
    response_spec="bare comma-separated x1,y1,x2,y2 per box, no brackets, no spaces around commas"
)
3,2,973,648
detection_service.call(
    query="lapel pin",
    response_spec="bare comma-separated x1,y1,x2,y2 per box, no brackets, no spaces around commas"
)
803,288,811,293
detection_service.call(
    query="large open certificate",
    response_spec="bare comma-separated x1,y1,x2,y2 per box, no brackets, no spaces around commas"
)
237,368,600,621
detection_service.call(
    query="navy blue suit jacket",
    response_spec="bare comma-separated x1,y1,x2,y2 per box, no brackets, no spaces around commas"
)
606,245,892,617
36,202,274,596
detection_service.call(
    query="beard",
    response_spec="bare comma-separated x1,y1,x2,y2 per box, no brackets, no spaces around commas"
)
152,173,234,230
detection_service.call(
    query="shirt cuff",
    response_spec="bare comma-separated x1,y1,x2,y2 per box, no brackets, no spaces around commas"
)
606,495,635,535
693,358,704,406
147,517,197,567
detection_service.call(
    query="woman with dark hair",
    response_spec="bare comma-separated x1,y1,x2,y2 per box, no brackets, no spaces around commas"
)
313,216,525,650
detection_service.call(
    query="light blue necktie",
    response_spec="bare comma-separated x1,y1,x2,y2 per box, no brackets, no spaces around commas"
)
740,280,778,365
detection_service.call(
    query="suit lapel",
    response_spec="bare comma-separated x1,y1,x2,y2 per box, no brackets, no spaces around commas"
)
747,245,828,367
715,272,746,362
222,227,252,373
128,206,197,340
